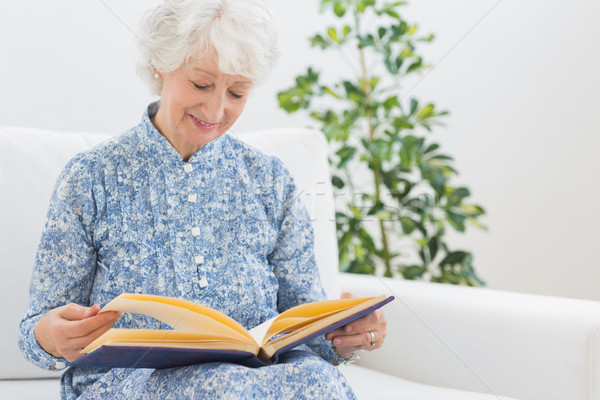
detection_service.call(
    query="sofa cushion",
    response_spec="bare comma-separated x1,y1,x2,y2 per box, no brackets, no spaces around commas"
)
340,365,519,400
0,379,61,400
0,127,112,379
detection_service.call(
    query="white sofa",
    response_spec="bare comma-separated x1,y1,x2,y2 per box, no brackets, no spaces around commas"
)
1,126,599,400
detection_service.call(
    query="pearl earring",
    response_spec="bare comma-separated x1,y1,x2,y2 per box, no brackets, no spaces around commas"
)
154,73,161,79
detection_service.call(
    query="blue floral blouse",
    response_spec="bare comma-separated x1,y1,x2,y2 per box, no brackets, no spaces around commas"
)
19,103,356,400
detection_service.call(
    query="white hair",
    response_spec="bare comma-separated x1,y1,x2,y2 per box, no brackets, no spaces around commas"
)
136,0,279,95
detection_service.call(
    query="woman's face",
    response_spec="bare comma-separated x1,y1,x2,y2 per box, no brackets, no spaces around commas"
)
153,56,253,160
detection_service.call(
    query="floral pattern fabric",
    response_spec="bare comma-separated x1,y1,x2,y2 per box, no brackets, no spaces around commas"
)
18,103,356,400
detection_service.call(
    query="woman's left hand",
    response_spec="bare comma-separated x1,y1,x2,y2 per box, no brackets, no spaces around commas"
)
324,292,388,357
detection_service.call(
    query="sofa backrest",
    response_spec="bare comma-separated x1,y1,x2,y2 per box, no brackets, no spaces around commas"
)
0,126,339,379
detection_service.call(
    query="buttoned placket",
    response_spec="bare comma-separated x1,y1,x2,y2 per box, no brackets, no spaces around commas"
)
183,162,209,290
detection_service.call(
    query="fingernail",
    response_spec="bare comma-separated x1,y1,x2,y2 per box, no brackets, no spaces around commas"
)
345,325,353,333
333,338,341,346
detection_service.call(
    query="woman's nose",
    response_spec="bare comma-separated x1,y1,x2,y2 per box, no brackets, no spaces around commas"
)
203,93,225,122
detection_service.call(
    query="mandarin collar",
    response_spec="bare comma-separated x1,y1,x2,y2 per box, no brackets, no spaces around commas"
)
141,102,230,166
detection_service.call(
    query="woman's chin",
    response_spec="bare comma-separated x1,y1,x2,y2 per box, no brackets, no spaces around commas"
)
184,132,222,148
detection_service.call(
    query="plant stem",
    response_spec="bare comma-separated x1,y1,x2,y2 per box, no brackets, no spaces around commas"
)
356,10,392,277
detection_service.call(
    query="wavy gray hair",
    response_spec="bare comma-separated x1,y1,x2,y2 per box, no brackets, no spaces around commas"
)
136,0,278,95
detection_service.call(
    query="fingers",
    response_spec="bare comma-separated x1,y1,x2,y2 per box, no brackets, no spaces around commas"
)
325,298,388,356
58,303,100,321
57,316,120,361
325,309,384,340
35,303,121,362
339,309,382,333
331,328,386,350
63,311,120,339
333,331,375,348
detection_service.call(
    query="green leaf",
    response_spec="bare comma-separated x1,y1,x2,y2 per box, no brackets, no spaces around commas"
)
356,0,376,13
327,27,339,43
383,95,399,111
459,204,485,216
342,25,351,38
400,47,413,58
400,217,415,234
409,98,419,116
358,227,376,250
446,212,467,232
401,265,425,280
439,251,470,267
447,187,471,207
322,86,342,99
428,236,439,261
333,2,347,17
416,103,434,120
277,88,305,113
370,76,380,90
309,34,331,49
384,1,407,6
392,116,414,131
375,209,394,221
386,10,400,19
331,175,345,189
418,33,435,42
406,57,423,74
336,146,358,169
427,154,454,162
424,143,440,154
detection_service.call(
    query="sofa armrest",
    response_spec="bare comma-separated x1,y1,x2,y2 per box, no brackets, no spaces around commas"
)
339,273,600,400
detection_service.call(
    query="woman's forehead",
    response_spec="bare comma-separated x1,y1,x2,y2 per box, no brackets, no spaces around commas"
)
185,56,252,85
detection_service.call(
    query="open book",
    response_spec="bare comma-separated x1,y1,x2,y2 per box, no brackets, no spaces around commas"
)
70,293,394,368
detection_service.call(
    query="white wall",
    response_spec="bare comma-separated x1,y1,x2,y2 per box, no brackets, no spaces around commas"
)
402,0,600,301
1,0,599,300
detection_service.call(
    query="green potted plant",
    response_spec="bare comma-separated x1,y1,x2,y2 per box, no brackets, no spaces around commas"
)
278,0,487,285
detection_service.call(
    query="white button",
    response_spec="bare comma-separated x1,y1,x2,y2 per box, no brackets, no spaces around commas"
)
54,361,66,369
198,276,209,288
188,194,197,203
183,164,193,173
194,255,204,264
191,227,200,236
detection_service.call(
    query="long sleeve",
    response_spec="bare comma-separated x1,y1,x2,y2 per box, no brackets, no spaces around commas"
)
267,162,337,364
18,154,99,371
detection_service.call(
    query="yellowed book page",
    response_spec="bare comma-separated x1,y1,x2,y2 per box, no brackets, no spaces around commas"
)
263,297,373,343
261,295,386,358
101,340,258,354
100,294,254,343
83,329,258,354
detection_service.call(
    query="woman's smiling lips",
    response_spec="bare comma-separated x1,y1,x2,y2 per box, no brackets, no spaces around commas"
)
189,114,218,130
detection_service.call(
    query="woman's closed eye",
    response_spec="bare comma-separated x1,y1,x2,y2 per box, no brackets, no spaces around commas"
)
193,82,211,90
192,82,245,99
228,90,244,99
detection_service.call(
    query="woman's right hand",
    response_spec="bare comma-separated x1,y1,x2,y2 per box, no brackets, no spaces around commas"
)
34,303,120,362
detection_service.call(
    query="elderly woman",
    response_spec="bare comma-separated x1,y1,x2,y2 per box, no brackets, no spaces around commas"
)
18,0,387,399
